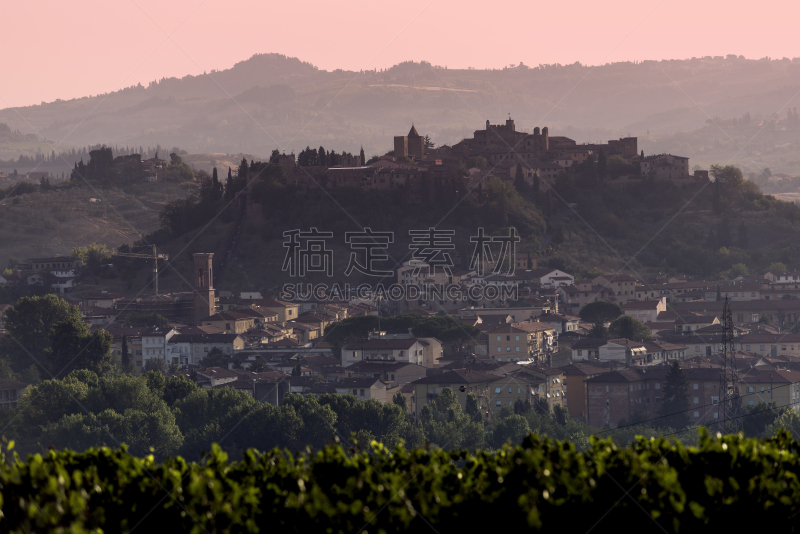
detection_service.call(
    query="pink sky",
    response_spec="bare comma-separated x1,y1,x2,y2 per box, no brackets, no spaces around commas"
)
1,0,798,109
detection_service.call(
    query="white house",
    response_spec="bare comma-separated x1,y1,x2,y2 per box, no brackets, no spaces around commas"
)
598,338,647,364
167,333,244,366
621,297,667,323
341,337,427,367
142,327,178,365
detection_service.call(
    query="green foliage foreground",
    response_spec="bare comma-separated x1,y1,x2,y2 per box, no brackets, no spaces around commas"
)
3,430,800,532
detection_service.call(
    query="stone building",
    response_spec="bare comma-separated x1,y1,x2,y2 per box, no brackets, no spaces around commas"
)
394,124,425,160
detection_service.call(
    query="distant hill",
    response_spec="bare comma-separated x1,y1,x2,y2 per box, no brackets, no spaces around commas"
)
2,54,800,172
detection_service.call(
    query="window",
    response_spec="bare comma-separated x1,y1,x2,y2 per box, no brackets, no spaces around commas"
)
496,336,501,341
746,345,751,351
515,335,520,341
352,389,357,395
506,336,510,341
517,387,521,394
655,382,661,390
760,345,765,351
497,347,502,353
693,397,698,404
496,401,502,407
359,389,365,396
655,397,661,403
578,350,583,356
495,387,501,394
693,411,700,417
506,347,511,352
605,385,609,392
390,374,395,381
509,401,514,406
713,412,719,419
749,400,755,406
747,386,754,393
515,346,520,352
711,396,719,405
136,361,142,367
693,383,698,390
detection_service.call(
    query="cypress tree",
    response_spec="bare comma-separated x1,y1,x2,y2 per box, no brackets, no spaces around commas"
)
513,165,528,197
121,336,130,368
226,167,234,199
656,362,690,429
211,167,222,201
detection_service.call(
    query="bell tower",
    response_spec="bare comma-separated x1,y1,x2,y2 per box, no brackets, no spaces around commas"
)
193,253,215,325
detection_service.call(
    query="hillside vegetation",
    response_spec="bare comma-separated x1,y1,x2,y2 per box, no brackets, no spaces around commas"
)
0,181,190,270
132,161,800,296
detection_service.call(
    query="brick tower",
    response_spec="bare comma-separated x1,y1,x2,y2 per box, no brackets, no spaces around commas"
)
193,253,215,326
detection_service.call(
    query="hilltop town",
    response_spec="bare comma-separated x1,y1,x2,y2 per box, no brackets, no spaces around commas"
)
2,117,798,441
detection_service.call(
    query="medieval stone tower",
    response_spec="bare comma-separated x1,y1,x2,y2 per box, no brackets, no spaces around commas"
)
193,253,215,326
394,124,425,161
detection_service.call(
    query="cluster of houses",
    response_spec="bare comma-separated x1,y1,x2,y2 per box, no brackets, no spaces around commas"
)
0,256,82,293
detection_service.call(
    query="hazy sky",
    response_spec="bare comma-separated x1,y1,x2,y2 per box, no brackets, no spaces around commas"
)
2,0,798,109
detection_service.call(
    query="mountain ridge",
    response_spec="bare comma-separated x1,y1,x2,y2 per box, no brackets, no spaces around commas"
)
1,53,799,170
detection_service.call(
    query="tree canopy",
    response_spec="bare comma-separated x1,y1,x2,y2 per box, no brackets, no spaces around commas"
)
0,295,84,375
608,316,651,341
579,301,623,324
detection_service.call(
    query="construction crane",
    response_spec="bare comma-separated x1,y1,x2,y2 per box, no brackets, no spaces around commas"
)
114,244,169,296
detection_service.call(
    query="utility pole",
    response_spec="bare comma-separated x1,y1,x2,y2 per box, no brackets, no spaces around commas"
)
719,297,742,432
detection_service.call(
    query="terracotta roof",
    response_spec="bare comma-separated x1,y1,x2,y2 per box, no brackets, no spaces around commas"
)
335,377,386,388
597,274,637,282
740,333,800,343
344,338,418,350
607,338,646,349
559,363,608,376
675,315,717,324
622,300,662,310
570,338,608,349
0,378,30,389
196,367,238,379
345,361,419,373
411,368,499,385
169,333,241,343
644,341,687,351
